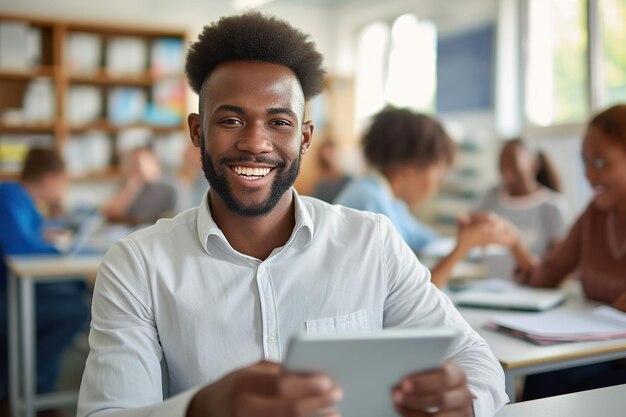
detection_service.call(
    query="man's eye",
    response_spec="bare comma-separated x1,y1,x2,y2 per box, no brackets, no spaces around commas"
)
271,120,291,127
221,119,242,126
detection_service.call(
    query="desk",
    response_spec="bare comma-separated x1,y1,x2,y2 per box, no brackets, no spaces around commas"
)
459,300,626,402
6,255,102,417
494,384,626,417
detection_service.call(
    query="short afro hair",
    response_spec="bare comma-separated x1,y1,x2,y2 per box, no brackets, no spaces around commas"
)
185,11,325,101
362,108,455,170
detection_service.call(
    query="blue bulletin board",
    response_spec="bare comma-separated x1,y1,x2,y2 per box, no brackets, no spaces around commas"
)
436,25,494,113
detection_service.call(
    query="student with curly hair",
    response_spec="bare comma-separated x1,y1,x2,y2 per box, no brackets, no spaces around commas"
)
335,108,518,287
78,12,507,417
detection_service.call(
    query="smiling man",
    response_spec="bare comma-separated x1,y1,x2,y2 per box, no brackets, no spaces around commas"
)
77,12,507,417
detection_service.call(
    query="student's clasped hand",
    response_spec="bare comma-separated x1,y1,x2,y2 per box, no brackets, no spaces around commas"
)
185,361,343,417
457,211,520,249
392,361,474,417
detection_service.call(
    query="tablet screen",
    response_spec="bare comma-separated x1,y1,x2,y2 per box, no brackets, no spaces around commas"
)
284,328,458,417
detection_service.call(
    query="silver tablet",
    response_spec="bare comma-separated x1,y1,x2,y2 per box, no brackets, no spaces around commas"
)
284,328,458,417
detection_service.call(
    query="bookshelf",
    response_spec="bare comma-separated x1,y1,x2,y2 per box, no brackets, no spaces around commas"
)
0,13,188,179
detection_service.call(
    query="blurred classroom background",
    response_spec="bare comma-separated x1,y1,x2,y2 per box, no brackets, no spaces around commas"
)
1,0,624,232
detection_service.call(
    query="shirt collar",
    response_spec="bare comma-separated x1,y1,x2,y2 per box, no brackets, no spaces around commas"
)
196,188,314,258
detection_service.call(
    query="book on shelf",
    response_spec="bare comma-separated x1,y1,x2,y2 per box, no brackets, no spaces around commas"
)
107,87,147,125
145,80,184,126
64,132,111,176
23,78,55,123
0,21,41,70
0,134,54,172
486,305,626,345
65,32,102,74
151,38,184,77
106,36,148,76
67,85,102,125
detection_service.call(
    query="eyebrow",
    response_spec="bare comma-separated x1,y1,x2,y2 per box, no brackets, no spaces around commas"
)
213,104,298,120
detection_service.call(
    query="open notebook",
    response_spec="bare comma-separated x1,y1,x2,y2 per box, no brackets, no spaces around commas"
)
487,306,626,345
449,278,567,311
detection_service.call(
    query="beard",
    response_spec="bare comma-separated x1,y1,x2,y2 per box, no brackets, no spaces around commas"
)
199,137,302,217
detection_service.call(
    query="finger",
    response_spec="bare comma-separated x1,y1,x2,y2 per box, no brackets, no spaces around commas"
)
237,387,343,417
394,386,474,412
279,373,336,399
394,403,473,417
400,362,467,395
233,363,282,396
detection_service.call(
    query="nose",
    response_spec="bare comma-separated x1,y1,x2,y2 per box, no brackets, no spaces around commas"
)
236,122,272,154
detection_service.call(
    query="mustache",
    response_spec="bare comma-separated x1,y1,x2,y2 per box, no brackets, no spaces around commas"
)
219,155,286,168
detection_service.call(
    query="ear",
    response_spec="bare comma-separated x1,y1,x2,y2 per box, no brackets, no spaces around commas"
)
188,113,202,148
300,121,314,155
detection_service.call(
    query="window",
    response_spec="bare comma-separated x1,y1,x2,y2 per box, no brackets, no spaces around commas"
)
525,0,588,126
385,15,437,110
354,22,389,121
355,14,437,123
600,0,626,107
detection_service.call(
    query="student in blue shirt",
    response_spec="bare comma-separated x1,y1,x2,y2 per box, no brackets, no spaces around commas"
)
0,148,89,414
335,108,517,287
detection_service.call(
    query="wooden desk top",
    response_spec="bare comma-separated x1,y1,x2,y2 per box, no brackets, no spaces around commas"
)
5,254,102,278
459,301,626,370
495,384,626,417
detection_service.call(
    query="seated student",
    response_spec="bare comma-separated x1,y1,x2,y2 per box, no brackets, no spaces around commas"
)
475,139,570,277
103,147,177,225
174,141,207,212
509,104,626,400
334,108,517,287
312,139,351,203
77,13,508,417
0,148,89,415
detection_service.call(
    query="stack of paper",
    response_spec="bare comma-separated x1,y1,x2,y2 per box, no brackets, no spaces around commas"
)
487,306,626,345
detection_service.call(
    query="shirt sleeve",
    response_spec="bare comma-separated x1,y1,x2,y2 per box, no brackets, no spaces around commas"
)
524,207,584,288
77,240,197,417
378,216,508,417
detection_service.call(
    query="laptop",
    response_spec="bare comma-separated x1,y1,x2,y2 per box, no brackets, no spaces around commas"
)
62,209,105,256
449,278,567,312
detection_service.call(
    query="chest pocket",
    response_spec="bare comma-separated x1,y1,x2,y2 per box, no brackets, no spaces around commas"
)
305,309,371,335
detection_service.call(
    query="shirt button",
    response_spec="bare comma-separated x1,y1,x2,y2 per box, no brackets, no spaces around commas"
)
267,335,276,345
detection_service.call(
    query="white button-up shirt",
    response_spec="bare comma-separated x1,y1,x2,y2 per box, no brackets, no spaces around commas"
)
78,190,507,417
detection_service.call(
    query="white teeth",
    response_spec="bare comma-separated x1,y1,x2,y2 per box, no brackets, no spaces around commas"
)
232,166,271,178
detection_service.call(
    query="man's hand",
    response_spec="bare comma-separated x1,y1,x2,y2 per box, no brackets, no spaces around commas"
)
186,361,342,417
392,362,474,417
